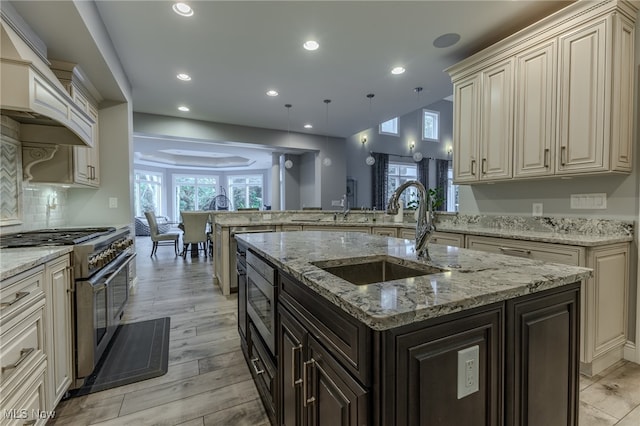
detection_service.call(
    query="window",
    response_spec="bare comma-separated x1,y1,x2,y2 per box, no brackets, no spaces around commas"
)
387,163,417,208
134,170,163,217
174,175,217,216
228,175,263,210
422,109,439,141
447,165,459,212
379,117,399,136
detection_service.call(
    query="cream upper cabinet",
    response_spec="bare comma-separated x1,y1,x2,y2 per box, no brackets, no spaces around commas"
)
452,75,481,183
514,40,557,178
448,0,635,183
70,85,100,187
480,59,514,181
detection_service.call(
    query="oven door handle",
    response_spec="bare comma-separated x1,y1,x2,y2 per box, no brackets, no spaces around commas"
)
92,253,136,292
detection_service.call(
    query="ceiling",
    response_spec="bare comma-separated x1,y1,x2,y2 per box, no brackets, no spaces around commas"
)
9,1,573,168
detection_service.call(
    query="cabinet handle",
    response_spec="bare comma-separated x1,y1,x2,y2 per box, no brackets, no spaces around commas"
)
250,357,265,375
0,291,29,309
23,421,37,425
2,347,35,373
303,358,316,407
499,247,532,256
561,146,567,166
481,158,487,174
292,344,303,387
544,148,549,168
471,159,476,176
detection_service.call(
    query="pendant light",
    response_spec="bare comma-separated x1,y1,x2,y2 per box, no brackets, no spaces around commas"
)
323,99,332,167
284,104,293,169
412,87,424,162
365,93,376,166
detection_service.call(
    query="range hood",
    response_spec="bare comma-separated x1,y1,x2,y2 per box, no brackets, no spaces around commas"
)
1,18,93,147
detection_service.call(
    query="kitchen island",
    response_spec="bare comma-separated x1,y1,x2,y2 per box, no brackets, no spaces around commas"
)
235,231,592,426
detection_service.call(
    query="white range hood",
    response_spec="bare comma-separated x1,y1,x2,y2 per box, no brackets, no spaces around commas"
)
0,17,93,147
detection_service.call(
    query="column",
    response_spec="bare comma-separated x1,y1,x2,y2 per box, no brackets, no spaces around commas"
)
271,152,281,211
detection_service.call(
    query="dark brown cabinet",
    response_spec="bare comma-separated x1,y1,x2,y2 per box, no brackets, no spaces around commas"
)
238,248,581,426
506,284,580,426
279,305,368,426
236,242,247,341
381,304,504,426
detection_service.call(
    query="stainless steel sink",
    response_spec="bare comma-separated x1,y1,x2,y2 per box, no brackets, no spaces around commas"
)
312,255,444,285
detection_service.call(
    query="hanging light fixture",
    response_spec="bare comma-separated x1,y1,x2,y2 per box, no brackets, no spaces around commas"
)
365,93,376,166
323,99,332,167
284,104,293,168
412,87,424,162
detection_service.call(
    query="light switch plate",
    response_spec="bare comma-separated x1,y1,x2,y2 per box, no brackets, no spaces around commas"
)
457,345,479,399
570,193,607,209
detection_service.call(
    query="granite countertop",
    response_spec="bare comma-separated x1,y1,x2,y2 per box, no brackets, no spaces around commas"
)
236,231,593,331
0,246,73,281
213,212,633,247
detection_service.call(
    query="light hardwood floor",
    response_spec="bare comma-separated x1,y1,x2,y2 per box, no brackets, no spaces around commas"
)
48,236,640,425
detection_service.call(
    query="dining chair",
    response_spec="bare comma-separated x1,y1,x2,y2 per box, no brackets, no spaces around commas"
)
145,211,181,257
180,211,211,258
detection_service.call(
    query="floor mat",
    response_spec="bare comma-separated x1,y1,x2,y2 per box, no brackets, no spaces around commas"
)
69,317,170,397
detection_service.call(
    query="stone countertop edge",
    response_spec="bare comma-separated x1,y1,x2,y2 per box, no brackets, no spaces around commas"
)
236,231,593,331
0,246,73,281
215,219,632,247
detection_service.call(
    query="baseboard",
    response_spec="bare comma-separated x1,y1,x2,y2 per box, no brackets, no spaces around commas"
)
624,340,638,363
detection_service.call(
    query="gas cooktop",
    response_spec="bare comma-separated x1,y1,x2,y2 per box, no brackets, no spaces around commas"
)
0,227,116,248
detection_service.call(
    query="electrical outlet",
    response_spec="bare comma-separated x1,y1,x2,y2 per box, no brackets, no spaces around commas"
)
263,214,272,220
457,345,479,399
331,200,342,206
108,197,118,209
532,203,543,217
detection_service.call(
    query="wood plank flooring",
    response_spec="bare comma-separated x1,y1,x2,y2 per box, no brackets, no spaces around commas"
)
48,236,640,425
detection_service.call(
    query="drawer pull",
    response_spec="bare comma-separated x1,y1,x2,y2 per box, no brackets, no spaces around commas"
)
471,159,476,176
292,344,303,387
303,358,316,407
250,357,265,375
499,247,532,256
0,291,30,309
2,347,35,373
481,158,487,174
23,421,37,426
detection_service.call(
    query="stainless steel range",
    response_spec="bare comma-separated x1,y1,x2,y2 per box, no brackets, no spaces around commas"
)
0,226,135,388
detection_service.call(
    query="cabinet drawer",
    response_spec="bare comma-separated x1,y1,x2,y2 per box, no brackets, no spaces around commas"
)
431,232,465,248
0,299,46,395
247,251,275,285
465,235,584,266
372,227,397,237
280,272,372,386
1,266,45,322
248,323,276,421
399,228,415,239
1,361,48,425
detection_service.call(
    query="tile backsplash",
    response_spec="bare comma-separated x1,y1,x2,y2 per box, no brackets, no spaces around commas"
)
1,185,68,233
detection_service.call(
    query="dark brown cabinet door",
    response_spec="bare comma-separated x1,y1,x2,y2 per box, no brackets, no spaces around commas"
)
306,335,368,426
506,283,580,426
386,305,503,426
279,306,306,426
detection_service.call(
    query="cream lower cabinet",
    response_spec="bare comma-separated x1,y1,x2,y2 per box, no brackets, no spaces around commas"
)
371,226,397,237
465,235,629,376
1,266,49,425
43,255,73,408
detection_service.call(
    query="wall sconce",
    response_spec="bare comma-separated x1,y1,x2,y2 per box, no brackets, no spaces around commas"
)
361,135,368,145
409,140,415,151
284,159,293,169
447,145,453,156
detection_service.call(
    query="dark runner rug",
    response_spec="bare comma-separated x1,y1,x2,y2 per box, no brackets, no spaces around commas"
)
69,317,170,397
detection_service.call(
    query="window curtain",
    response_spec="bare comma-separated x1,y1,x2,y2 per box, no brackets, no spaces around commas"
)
416,158,429,190
435,159,450,211
371,152,389,210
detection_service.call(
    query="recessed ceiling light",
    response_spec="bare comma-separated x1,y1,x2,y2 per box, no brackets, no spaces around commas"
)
266,90,279,97
391,66,406,75
177,73,191,81
178,106,190,112
172,2,194,17
303,40,319,51
303,124,313,129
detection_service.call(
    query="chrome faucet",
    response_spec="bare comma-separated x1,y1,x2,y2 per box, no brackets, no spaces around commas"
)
342,194,350,220
387,180,435,260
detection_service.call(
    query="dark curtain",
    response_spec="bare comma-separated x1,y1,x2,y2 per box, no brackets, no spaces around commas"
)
371,152,389,210
416,158,429,190
435,159,450,211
